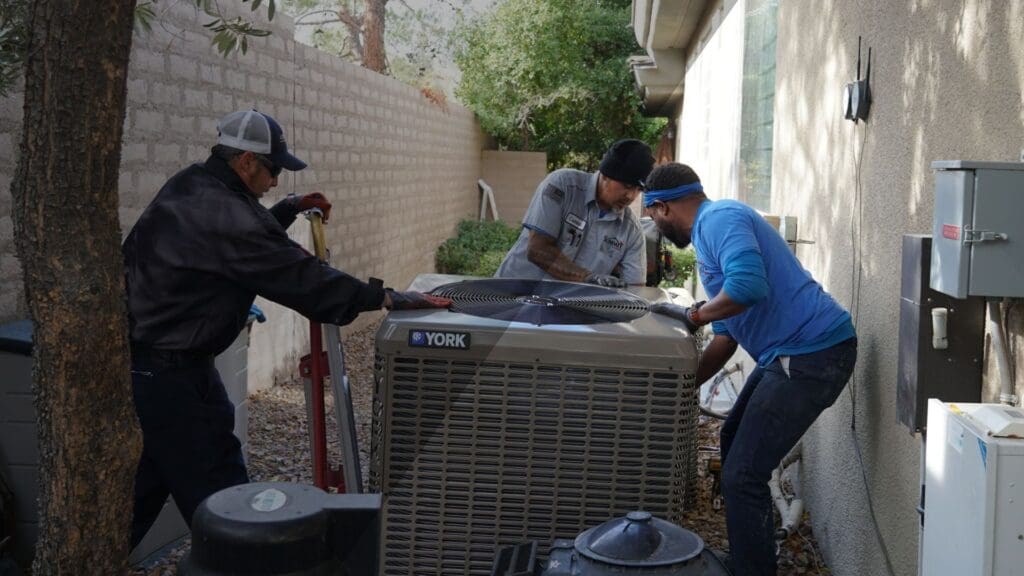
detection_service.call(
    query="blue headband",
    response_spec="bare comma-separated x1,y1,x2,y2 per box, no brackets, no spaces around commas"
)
643,182,704,207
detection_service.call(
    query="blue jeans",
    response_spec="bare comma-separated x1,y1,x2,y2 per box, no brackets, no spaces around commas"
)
129,359,248,548
720,338,856,576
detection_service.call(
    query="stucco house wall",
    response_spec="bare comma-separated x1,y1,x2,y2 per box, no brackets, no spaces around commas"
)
773,3,1024,575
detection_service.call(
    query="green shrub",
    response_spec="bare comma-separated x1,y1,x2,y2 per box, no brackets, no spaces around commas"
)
436,220,521,277
658,245,696,289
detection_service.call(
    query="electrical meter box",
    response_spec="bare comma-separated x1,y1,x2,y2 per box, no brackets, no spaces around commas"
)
930,161,1024,298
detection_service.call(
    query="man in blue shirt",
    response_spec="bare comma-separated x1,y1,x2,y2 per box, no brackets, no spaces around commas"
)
644,163,856,576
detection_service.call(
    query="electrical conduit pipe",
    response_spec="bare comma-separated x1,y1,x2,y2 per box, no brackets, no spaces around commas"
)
988,299,1017,406
769,444,804,540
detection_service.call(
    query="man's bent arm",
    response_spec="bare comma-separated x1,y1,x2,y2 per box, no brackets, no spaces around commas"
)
696,290,749,323
268,196,301,229
697,334,738,385
694,249,769,322
526,231,592,282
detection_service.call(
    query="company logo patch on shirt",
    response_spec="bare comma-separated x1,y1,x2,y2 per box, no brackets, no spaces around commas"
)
602,235,625,252
409,330,470,350
565,212,586,230
543,185,565,203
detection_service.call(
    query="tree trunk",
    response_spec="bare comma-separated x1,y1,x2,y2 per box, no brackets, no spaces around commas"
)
362,0,388,72
11,0,141,573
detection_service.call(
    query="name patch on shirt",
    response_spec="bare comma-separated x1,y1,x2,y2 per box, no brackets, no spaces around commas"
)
409,330,470,350
565,213,586,230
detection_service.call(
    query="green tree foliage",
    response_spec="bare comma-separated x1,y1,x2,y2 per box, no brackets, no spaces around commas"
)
140,0,280,55
659,245,696,288
454,0,664,169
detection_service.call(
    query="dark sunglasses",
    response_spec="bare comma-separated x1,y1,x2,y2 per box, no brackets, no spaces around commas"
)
253,153,282,177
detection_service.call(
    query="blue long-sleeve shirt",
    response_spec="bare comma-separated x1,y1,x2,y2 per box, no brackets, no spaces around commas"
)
692,200,854,366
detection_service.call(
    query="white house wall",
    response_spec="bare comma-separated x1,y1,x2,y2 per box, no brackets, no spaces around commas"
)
678,0,746,201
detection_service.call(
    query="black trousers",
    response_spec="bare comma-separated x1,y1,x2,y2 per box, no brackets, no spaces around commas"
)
719,338,857,576
129,356,249,549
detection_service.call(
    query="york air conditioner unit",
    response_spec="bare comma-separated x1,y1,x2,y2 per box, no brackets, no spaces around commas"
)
370,276,701,576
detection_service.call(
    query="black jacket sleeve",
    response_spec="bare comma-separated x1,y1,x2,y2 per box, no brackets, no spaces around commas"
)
218,207,385,326
268,196,300,229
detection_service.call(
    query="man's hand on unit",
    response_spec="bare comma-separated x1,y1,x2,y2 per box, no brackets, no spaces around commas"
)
584,273,627,288
385,290,453,310
650,301,706,333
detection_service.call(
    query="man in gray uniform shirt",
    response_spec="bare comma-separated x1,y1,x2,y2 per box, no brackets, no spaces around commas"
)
495,139,655,287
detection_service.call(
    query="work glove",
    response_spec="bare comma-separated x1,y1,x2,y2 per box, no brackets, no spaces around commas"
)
649,301,704,333
385,289,453,311
295,192,332,222
585,273,627,289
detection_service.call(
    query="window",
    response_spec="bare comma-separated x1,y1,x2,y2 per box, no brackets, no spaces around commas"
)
739,0,778,212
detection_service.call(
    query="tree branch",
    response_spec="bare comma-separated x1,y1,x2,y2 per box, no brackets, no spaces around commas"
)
297,19,342,27
335,5,362,31
293,9,342,24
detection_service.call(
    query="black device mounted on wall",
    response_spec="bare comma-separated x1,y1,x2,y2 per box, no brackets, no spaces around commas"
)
843,36,872,123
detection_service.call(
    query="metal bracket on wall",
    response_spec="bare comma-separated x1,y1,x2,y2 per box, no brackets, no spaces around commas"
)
963,229,1008,244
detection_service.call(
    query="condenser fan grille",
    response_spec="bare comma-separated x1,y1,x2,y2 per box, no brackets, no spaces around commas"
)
430,279,650,325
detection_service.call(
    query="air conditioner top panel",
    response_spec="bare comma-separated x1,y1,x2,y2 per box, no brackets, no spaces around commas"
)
406,274,693,306
946,402,1024,441
379,275,698,371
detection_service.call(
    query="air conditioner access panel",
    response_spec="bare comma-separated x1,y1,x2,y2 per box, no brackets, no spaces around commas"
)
370,279,700,576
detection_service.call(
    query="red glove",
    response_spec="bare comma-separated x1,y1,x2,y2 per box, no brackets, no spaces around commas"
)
386,290,453,310
296,192,332,222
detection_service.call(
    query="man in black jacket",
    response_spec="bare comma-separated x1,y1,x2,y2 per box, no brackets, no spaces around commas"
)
123,109,449,547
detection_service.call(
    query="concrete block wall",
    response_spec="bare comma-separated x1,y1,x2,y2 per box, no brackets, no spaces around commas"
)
0,1,485,391
480,150,548,224
0,90,23,320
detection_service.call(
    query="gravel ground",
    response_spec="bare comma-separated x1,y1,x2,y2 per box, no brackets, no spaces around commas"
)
132,319,831,575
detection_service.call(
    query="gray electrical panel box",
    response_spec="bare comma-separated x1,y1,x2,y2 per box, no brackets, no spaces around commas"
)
930,160,1024,298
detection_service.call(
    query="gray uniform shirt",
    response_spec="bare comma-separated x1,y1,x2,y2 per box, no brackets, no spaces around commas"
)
495,169,646,284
